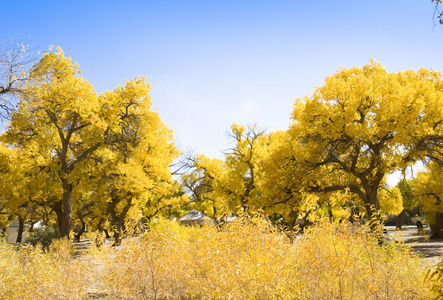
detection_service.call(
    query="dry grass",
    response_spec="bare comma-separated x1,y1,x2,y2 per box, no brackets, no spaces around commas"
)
426,256,443,299
103,218,432,299
0,238,92,299
0,218,440,299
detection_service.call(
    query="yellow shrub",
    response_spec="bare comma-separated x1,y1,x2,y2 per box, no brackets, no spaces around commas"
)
104,217,430,299
104,221,194,299
0,240,91,299
0,218,432,299
426,255,443,299
294,221,426,299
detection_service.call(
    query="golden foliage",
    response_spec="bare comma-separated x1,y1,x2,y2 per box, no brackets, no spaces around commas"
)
287,61,443,219
104,217,429,299
426,255,443,299
0,217,438,299
0,239,91,299
379,187,403,215
414,161,443,214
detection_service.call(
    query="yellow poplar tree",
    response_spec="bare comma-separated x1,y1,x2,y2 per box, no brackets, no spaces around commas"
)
191,155,231,216
191,124,266,216
414,162,443,238
2,47,107,237
286,61,443,224
255,130,306,229
0,141,61,242
97,77,181,245
140,180,188,223
258,129,353,230
378,187,403,216
181,166,218,217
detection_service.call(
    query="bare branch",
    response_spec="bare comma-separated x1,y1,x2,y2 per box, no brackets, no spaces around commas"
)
0,38,37,120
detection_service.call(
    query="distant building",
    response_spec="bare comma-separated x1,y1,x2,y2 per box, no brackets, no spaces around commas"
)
179,210,213,225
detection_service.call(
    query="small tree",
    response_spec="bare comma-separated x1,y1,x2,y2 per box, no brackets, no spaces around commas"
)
0,39,35,119
191,124,266,215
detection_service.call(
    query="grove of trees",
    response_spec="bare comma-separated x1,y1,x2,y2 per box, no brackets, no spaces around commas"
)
0,45,185,244
185,61,443,239
2,42,443,243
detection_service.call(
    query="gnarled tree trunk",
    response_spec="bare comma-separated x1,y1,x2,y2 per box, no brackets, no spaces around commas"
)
396,210,406,230
74,220,86,241
51,201,64,234
15,215,25,244
108,196,133,246
286,209,299,243
60,179,73,238
430,212,443,239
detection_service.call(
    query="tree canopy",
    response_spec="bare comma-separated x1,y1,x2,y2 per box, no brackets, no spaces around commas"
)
3,44,443,243
0,47,184,240
284,61,443,222
414,162,443,238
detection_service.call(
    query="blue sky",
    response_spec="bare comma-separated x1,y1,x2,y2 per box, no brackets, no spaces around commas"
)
1,1,441,183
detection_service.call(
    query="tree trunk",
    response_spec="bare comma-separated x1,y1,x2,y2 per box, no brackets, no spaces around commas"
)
15,216,25,244
349,206,360,223
365,202,382,233
113,221,123,246
328,207,334,220
74,221,86,241
60,179,73,238
361,187,384,244
52,201,64,234
29,221,35,233
363,188,381,229
103,229,111,239
396,210,406,230
108,196,133,246
286,209,299,243
430,212,443,239
240,198,249,213
97,218,110,238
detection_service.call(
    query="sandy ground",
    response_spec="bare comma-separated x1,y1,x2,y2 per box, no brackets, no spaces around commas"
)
385,225,443,267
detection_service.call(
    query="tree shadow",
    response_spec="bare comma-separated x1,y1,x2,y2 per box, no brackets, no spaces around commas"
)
404,236,443,258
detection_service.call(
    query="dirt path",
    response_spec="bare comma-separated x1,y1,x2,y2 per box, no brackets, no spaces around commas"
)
385,226,443,267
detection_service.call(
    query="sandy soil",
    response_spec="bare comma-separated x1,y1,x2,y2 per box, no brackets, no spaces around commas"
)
385,225,443,267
